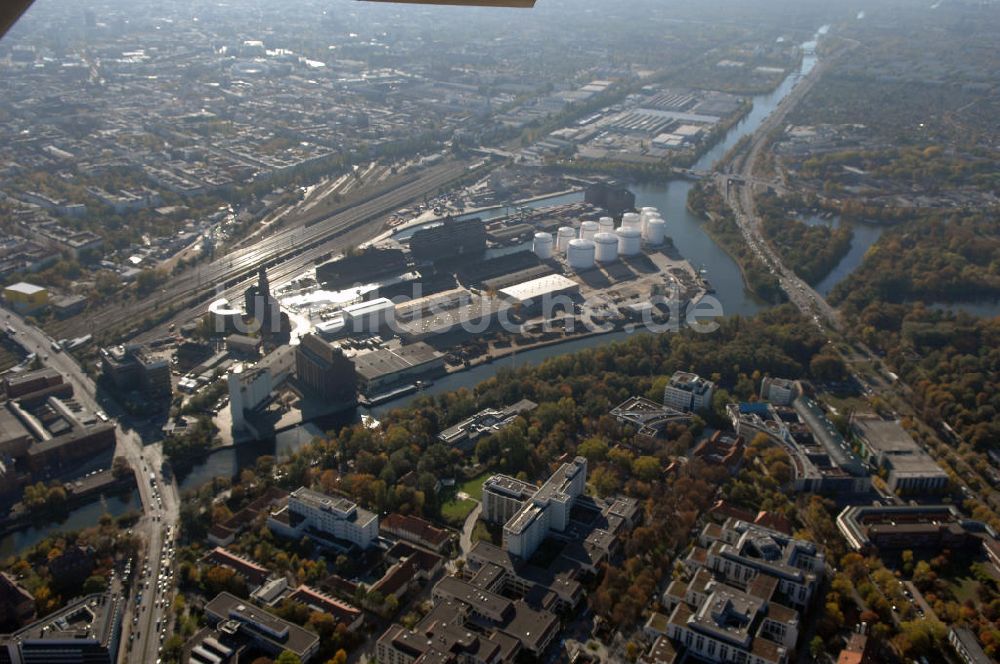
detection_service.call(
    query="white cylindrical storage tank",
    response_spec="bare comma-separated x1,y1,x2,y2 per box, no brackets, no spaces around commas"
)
567,239,596,271
616,226,642,256
556,226,576,253
622,213,641,231
598,217,615,234
641,213,663,235
640,207,661,233
594,232,619,262
579,220,599,241
644,217,667,245
533,232,554,259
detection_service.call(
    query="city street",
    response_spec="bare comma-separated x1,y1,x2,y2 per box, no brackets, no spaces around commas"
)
2,310,180,664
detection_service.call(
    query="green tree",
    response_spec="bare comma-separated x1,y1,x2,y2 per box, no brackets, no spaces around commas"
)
111,456,131,479
810,353,847,381
82,575,108,594
162,634,185,662
809,635,825,659
578,436,609,463
632,456,661,482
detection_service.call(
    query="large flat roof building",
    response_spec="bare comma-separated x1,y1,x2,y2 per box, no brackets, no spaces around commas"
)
836,504,990,553
497,274,579,306
0,590,124,664
204,592,319,663
409,217,486,264
353,342,445,395
853,415,949,495
375,602,519,664
99,344,171,399
950,627,992,664
315,247,407,290
438,399,537,452
482,474,539,525
3,282,48,314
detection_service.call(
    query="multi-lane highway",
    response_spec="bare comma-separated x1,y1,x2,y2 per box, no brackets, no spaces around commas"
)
716,39,1000,513
49,158,477,342
1,310,180,664
717,49,841,331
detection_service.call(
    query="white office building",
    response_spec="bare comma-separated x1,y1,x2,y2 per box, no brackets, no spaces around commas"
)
268,487,378,550
687,519,824,608
660,568,799,664
482,475,539,525
760,377,798,406
664,371,716,412
228,365,272,434
502,457,587,559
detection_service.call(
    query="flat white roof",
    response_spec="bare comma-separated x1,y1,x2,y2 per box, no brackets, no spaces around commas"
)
343,297,394,315
498,274,579,302
674,124,704,136
5,282,46,295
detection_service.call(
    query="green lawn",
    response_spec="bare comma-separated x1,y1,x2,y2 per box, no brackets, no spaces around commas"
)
441,498,477,526
459,473,490,502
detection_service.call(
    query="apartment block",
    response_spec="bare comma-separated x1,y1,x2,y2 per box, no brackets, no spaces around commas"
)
686,519,824,608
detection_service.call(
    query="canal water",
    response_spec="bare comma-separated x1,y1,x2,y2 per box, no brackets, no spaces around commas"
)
799,215,886,296
174,29,831,493
801,215,1000,314
927,301,1000,319
0,488,142,559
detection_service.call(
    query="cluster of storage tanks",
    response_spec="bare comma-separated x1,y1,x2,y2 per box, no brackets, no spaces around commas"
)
532,207,666,270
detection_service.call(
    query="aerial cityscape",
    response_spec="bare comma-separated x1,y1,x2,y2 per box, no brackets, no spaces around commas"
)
0,0,998,663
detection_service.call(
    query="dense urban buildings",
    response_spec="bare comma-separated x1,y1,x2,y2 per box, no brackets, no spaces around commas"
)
0,1,998,663
659,568,801,664
686,519,825,608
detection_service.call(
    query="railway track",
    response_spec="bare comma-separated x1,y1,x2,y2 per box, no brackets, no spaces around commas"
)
50,159,475,341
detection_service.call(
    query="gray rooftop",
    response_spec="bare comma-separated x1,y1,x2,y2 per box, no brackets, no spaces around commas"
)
353,342,442,380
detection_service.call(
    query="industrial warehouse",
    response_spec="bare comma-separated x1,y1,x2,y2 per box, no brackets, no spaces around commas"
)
200,182,713,439
268,183,707,389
